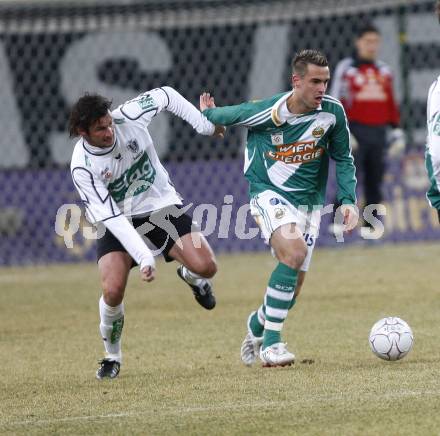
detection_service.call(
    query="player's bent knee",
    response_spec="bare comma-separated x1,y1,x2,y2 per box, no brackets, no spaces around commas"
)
203,259,218,278
189,257,217,278
102,280,126,306
199,259,218,278
279,249,307,270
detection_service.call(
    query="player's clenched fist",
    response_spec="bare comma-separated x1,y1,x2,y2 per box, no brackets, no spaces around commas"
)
140,265,155,282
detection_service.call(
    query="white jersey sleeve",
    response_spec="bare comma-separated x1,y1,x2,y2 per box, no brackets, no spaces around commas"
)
427,78,440,155
118,86,215,135
425,76,440,211
71,166,155,268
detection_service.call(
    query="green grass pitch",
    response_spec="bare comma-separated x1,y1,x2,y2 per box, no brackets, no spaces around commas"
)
1,243,439,435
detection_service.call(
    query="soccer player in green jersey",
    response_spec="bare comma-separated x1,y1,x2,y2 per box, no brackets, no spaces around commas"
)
200,49,358,367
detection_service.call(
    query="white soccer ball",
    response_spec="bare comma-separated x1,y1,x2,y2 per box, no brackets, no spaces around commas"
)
369,317,414,361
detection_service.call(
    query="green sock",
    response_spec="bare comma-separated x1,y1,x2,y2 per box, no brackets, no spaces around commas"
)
262,262,297,349
249,305,265,337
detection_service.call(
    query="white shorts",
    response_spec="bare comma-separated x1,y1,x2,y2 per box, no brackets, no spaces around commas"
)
250,190,321,272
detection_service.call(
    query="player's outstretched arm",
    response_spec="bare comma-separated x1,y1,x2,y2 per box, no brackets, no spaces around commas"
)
200,92,225,138
199,92,268,128
158,86,217,136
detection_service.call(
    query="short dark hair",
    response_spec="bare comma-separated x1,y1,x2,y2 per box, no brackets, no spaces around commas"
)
68,93,112,138
356,22,380,39
292,49,329,77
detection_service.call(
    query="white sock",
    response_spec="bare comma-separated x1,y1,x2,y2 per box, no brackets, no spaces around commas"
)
99,296,124,363
181,265,204,285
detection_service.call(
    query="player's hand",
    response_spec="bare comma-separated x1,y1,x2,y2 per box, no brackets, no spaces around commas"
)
200,92,216,111
213,125,226,139
140,265,156,282
341,204,359,233
140,255,156,282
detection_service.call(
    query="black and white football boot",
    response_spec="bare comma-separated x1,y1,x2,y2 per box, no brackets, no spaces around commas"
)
177,265,216,310
96,359,120,380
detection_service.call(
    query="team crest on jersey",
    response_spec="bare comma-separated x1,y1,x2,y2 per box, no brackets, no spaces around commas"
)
266,140,323,164
312,126,325,138
127,139,139,154
100,167,112,180
271,133,284,145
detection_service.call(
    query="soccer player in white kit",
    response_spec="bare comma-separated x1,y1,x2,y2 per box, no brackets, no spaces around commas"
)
425,1,440,221
69,86,224,379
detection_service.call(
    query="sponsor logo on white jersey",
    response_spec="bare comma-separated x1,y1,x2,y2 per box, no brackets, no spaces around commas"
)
107,151,156,202
137,94,156,110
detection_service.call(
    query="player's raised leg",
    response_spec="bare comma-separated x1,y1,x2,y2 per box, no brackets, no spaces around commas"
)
96,251,132,379
170,232,218,310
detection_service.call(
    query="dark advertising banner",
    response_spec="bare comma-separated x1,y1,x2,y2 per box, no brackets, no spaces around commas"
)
0,153,439,266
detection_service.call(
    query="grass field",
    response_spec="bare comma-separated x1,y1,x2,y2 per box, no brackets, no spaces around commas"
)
1,242,439,435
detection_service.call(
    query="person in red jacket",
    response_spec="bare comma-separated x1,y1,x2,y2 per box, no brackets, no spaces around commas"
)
330,23,405,230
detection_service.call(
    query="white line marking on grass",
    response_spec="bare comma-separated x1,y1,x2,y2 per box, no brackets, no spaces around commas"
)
8,412,138,426
4,389,440,428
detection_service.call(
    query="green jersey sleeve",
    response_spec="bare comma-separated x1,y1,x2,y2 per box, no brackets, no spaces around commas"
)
203,99,275,129
328,105,357,205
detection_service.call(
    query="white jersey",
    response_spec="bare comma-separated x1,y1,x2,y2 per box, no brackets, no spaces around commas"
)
426,76,440,209
427,76,440,159
70,86,215,267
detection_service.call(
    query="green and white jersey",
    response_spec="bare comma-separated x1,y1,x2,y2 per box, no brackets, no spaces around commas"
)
70,86,215,267
425,76,440,210
71,86,215,223
203,92,356,209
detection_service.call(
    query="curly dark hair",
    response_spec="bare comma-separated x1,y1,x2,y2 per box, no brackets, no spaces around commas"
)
291,49,329,77
68,93,112,138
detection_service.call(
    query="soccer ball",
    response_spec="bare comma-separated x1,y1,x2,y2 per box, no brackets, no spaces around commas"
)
369,317,414,361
